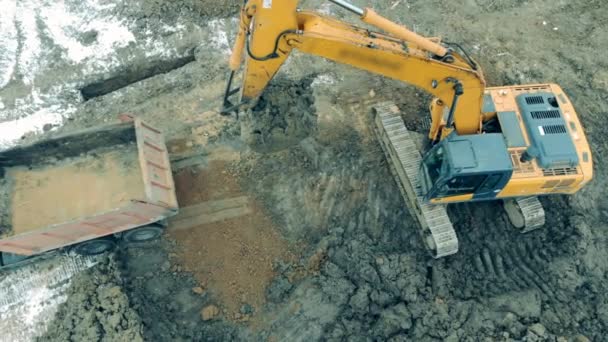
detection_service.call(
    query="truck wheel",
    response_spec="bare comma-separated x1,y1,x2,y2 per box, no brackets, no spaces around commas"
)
123,225,164,244
73,238,117,256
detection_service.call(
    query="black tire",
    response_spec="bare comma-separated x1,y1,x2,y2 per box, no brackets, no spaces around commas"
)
73,237,117,256
122,225,164,244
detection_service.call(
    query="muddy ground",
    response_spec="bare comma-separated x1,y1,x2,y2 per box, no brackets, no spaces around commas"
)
2,0,607,340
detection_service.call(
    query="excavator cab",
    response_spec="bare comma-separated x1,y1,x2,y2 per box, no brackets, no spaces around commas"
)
420,133,513,203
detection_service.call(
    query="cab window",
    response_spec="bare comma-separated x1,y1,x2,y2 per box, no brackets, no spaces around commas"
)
424,146,444,186
439,174,487,197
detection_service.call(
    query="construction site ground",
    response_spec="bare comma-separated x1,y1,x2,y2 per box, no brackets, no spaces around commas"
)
0,0,607,340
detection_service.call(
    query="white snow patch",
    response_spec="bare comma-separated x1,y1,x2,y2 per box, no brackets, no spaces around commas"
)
40,0,135,72
141,22,190,59
14,5,41,85
207,19,233,55
0,0,139,149
0,85,79,149
312,74,338,87
0,106,73,148
0,0,18,89
0,255,97,341
318,3,333,15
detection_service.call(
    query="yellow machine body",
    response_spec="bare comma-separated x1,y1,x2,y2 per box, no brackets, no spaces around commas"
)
224,0,593,204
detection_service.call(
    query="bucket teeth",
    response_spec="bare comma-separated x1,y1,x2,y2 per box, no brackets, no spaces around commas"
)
372,102,458,258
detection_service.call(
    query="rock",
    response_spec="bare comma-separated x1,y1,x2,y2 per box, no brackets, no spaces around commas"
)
509,321,526,337
192,287,204,295
267,276,293,303
500,312,517,328
201,305,220,321
372,303,412,338
161,261,171,271
488,290,541,318
445,332,460,342
349,285,370,312
528,323,546,337
574,335,591,342
240,303,254,315
43,123,54,132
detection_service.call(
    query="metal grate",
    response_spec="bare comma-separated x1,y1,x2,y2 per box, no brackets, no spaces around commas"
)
543,167,579,176
525,95,545,105
510,150,535,174
531,110,561,119
542,124,567,134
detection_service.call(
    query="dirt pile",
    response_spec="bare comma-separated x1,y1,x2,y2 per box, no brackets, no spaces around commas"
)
9,144,143,234
37,257,144,342
0,135,142,238
118,240,244,341
240,76,318,153
167,161,299,320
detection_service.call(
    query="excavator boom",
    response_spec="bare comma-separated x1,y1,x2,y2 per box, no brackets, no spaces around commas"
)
223,0,486,139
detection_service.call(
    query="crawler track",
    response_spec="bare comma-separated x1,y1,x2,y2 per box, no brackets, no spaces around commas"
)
504,196,546,233
371,102,458,258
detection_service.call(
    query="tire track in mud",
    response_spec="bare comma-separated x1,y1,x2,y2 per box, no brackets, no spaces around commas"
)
446,196,578,321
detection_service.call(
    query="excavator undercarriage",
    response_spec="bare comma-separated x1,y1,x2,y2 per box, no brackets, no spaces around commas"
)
372,102,548,257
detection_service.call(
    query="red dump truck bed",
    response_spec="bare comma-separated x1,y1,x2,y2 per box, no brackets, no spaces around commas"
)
0,119,178,256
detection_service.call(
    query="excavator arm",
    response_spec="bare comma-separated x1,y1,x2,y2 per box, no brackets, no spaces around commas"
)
223,0,487,139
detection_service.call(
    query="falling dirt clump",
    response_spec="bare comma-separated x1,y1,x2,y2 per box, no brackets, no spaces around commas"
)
37,257,144,342
240,76,317,153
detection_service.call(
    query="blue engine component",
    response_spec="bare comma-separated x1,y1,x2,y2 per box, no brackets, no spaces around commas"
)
516,92,579,169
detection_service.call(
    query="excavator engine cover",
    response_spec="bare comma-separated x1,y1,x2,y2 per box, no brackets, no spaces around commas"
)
516,92,579,169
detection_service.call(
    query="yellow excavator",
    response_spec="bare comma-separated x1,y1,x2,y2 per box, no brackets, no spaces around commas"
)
221,0,593,258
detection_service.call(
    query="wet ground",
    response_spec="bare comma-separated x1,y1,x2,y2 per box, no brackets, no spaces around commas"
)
1,0,607,340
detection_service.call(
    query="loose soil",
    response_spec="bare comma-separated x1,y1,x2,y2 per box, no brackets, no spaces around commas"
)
167,161,299,320
37,257,144,342
240,76,318,153
8,144,143,234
